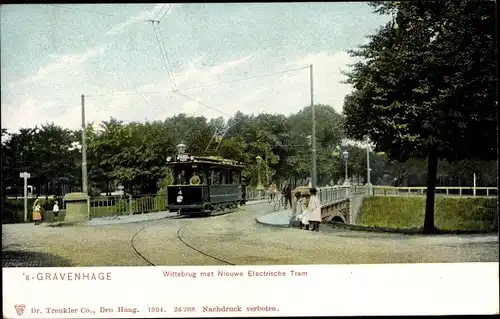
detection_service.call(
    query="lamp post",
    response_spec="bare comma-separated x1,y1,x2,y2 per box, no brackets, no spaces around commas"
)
176,143,187,155
364,135,372,195
255,155,264,190
342,150,349,185
307,135,312,185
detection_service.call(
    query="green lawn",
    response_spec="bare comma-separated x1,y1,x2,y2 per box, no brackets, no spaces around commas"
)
358,196,498,232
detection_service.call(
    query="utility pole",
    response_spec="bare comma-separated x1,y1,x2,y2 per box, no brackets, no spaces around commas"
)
81,94,88,195
310,64,317,189
366,135,372,196
265,148,269,184
19,172,30,222
473,173,476,197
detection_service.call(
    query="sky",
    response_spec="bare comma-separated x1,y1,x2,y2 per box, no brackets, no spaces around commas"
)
1,3,391,134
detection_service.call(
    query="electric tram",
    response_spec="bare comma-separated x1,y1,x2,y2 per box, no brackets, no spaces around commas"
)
165,143,246,216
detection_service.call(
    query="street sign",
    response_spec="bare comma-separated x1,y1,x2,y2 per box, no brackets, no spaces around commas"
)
19,172,30,179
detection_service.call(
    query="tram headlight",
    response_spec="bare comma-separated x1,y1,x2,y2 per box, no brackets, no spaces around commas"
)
166,156,172,162
176,195,183,203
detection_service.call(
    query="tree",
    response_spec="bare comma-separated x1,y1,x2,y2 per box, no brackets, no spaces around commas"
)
343,0,496,232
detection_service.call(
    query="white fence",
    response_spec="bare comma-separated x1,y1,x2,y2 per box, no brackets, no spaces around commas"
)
368,186,497,197
246,184,497,205
246,185,353,204
318,186,351,205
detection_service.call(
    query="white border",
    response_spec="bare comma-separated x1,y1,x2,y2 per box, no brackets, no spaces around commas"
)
3,263,499,317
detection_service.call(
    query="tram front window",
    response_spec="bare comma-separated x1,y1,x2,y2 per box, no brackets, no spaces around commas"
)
189,172,201,185
174,169,187,185
174,168,205,185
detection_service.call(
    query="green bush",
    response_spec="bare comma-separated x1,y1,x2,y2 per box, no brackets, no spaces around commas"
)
358,196,498,232
2,197,61,224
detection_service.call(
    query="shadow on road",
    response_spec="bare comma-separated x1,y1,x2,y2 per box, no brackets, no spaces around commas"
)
2,250,73,267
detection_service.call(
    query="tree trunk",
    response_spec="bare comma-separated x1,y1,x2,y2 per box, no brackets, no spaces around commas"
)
423,147,438,233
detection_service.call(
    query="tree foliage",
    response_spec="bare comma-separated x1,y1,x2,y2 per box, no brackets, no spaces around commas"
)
2,103,495,199
342,0,497,232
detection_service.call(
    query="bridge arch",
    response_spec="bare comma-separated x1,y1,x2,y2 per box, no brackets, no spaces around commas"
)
331,215,345,223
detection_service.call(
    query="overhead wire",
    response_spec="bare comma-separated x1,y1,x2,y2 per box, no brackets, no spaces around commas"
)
158,4,173,22
178,65,310,92
53,4,306,139
156,24,177,90
152,4,166,21
174,91,231,117
85,66,310,98
151,21,175,91
150,4,177,90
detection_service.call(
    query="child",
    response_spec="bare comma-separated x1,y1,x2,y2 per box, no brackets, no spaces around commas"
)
307,188,321,231
295,192,309,230
293,192,302,228
52,200,60,221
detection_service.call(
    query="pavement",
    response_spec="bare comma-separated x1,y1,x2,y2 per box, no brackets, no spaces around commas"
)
255,209,293,228
84,199,268,226
87,210,178,226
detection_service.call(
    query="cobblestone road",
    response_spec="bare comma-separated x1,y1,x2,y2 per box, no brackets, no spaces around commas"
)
2,203,498,267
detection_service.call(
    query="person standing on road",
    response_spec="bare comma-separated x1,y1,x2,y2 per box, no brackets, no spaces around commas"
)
52,200,60,222
293,191,308,229
270,181,277,200
282,182,292,209
32,199,42,225
307,188,322,231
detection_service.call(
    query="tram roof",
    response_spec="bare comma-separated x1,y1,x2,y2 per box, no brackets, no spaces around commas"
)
166,155,245,169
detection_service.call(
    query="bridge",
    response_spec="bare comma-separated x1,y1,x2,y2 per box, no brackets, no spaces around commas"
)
254,185,498,227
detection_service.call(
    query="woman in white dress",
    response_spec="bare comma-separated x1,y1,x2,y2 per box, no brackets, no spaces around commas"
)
307,188,322,231
293,192,308,229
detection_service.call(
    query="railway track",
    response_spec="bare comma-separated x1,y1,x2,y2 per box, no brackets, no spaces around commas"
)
130,211,237,266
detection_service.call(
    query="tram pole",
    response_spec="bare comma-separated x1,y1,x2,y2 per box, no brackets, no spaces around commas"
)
310,64,317,189
81,94,88,195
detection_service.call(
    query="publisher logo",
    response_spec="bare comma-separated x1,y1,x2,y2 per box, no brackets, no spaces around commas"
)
14,304,25,316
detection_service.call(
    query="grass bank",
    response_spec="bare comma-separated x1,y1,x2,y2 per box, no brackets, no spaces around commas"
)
358,196,498,232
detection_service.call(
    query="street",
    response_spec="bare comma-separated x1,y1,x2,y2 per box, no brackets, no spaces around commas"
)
2,203,498,267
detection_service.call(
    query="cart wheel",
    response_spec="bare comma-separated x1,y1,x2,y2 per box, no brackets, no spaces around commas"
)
274,200,281,212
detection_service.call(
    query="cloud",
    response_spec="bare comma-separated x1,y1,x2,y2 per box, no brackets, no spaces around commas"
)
105,4,177,36
2,51,355,134
8,4,180,88
172,54,254,90
10,44,108,87
1,98,57,132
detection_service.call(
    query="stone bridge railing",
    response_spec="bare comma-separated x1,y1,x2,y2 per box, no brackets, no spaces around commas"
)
318,186,361,224
289,186,355,224
319,184,498,225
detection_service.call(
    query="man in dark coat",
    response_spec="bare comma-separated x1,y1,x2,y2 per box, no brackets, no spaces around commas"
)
282,181,292,209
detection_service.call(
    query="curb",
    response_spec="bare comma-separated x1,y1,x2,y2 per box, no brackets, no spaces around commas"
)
245,199,268,205
87,211,176,226
255,216,289,228
328,222,498,236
